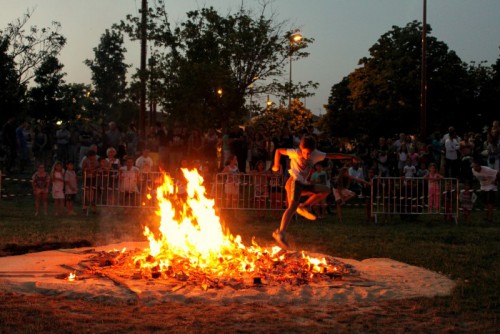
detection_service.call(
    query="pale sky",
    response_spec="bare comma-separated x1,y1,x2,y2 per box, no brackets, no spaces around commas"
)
1,0,499,115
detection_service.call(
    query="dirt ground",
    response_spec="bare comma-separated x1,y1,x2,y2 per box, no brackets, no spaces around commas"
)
0,292,494,333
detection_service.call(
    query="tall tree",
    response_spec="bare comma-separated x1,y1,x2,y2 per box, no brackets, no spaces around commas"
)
323,21,469,139
28,55,66,121
85,28,129,121
0,37,26,124
59,83,93,121
1,8,66,85
117,1,315,130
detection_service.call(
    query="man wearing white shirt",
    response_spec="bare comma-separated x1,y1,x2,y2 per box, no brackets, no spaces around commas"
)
471,160,499,223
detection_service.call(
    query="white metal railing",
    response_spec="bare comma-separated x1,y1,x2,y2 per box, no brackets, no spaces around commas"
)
371,177,459,223
213,172,287,211
83,170,165,210
83,170,287,213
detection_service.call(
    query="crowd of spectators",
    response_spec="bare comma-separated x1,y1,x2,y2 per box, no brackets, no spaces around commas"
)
1,117,498,217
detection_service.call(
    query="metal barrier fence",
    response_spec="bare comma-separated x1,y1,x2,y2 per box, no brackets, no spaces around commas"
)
83,171,460,224
83,170,288,213
371,177,459,224
83,170,165,211
213,172,287,211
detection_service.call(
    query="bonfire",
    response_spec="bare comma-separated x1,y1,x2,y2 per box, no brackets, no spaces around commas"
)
85,169,351,290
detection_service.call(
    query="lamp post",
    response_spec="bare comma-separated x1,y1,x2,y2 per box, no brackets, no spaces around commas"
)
420,0,427,139
289,29,303,111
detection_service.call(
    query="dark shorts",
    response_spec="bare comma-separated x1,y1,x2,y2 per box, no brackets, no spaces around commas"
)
285,178,319,202
481,190,496,205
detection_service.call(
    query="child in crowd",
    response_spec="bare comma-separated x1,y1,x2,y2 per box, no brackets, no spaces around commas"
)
402,159,416,179
459,181,476,222
333,166,370,223
64,161,78,215
119,157,140,207
32,164,50,216
251,160,271,212
424,162,443,212
310,162,329,219
51,161,65,216
271,136,359,249
135,148,154,173
223,155,240,208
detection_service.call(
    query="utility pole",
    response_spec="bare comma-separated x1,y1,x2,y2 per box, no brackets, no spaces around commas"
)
420,0,427,139
140,0,147,141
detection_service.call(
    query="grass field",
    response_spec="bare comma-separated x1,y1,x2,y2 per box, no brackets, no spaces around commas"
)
0,191,498,333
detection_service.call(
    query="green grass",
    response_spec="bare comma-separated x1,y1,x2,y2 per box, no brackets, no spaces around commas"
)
0,196,498,331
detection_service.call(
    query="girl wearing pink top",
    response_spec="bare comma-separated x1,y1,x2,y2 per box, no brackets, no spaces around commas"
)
424,163,443,212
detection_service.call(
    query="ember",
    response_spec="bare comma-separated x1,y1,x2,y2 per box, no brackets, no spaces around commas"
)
88,169,352,290
67,272,77,282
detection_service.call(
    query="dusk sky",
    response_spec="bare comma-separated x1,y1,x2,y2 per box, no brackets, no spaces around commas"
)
2,0,499,115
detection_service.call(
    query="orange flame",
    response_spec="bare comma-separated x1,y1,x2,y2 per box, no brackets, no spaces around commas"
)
134,169,338,281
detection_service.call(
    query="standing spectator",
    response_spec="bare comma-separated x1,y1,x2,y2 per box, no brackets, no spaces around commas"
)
250,130,268,171
135,148,154,173
402,159,417,179
375,137,390,177
104,121,122,153
105,147,121,171
81,150,99,214
485,133,500,171
397,143,409,176
23,122,34,163
229,126,248,173
155,122,169,170
220,127,231,171
424,163,443,213
50,161,65,216
444,128,460,178
430,131,443,170
167,124,184,173
2,117,17,174
32,164,50,216
251,160,271,212
125,122,139,158
78,122,96,165
471,159,499,223
310,162,328,219
16,120,29,173
68,124,80,166
272,126,294,178
348,161,365,196
55,123,71,164
459,132,474,183
223,155,240,208
202,128,218,172
119,157,140,206
32,124,48,169
333,167,370,224
64,161,78,215
187,128,203,162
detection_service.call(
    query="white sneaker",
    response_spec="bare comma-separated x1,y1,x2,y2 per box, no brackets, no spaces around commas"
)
296,205,316,220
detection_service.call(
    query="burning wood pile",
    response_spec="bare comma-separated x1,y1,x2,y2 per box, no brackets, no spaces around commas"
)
66,169,355,291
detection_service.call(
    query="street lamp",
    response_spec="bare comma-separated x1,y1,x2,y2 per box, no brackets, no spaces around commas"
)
289,29,303,111
266,95,272,112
